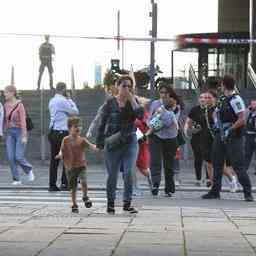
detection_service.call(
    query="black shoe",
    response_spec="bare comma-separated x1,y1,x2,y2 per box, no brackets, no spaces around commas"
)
165,192,172,197
71,205,79,213
123,202,138,214
107,201,115,215
151,187,159,196
83,196,92,208
244,194,254,202
60,184,69,191
201,192,220,199
48,186,60,192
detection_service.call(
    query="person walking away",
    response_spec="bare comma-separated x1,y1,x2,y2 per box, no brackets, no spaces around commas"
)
202,75,253,201
37,34,55,90
4,85,34,185
56,116,98,213
48,82,79,191
147,83,178,197
96,75,144,214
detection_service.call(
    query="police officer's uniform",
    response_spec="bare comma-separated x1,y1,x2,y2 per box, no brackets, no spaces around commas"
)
202,93,253,201
244,109,256,172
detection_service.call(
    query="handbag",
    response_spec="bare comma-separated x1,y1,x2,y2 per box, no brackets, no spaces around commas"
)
105,131,129,151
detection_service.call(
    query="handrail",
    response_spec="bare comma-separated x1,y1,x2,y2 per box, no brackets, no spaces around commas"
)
248,63,256,89
189,64,199,90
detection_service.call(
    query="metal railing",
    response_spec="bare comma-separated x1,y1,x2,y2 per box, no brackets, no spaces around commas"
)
188,64,199,92
248,63,256,89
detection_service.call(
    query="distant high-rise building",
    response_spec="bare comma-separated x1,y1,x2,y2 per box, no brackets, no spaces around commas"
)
95,64,102,86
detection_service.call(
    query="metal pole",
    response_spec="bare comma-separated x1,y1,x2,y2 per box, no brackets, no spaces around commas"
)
40,84,46,162
171,50,174,83
122,40,124,70
149,1,157,96
250,0,256,70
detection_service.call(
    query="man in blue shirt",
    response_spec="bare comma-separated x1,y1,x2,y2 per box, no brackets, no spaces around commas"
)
48,82,79,191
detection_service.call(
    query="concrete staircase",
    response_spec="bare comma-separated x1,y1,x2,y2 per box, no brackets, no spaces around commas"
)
2,88,255,164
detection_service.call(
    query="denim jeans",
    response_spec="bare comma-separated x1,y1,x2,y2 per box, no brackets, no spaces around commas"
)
104,134,138,203
6,128,32,181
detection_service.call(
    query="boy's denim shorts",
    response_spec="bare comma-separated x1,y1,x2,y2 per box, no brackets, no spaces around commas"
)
66,166,87,190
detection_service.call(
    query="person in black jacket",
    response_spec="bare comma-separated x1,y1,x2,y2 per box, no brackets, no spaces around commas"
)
96,75,144,214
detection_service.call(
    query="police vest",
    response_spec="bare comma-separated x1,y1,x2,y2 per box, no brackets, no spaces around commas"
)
246,111,256,133
219,94,243,136
219,94,238,124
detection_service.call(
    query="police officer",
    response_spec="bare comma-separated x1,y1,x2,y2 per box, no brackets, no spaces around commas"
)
37,35,55,90
202,75,254,201
244,100,256,173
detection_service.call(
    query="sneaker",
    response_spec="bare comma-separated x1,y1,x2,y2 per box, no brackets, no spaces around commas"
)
83,196,92,208
244,194,254,202
165,192,172,197
71,205,79,213
229,176,238,193
201,192,220,199
123,202,138,214
205,179,212,188
60,184,69,191
175,180,181,186
48,186,60,192
195,180,202,187
27,170,35,182
107,201,115,215
11,181,22,185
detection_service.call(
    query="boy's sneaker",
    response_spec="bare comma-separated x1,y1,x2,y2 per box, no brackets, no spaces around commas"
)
229,176,238,193
107,201,115,215
11,180,22,185
71,205,79,213
195,180,202,187
123,202,138,214
27,170,35,182
83,196,92,208
165,192,172,197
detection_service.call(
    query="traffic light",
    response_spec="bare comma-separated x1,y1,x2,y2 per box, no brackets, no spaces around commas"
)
111,59,120,72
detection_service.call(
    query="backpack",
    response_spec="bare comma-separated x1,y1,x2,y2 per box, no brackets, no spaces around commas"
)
8,102,34,131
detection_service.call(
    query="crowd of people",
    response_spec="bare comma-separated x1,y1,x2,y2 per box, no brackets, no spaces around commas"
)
1,73,255,214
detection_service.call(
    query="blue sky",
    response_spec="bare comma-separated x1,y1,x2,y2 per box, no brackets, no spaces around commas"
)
0,0,218,89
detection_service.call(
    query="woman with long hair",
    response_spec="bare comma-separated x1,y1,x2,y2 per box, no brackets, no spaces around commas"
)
4,85,34,185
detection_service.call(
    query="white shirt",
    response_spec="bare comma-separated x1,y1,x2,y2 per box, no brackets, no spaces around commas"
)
49,94,79,131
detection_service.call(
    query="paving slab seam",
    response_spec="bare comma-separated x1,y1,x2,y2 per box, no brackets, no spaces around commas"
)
180,208,187,256
221,208,256,255
33,227,69,256
110,214,136,256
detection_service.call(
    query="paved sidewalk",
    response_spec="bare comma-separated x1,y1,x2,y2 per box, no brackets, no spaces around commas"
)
0,190,256,256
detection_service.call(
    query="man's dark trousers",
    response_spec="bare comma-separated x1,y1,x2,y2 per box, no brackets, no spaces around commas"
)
244,134,256,172
48,130,69,187
211,133,252,196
